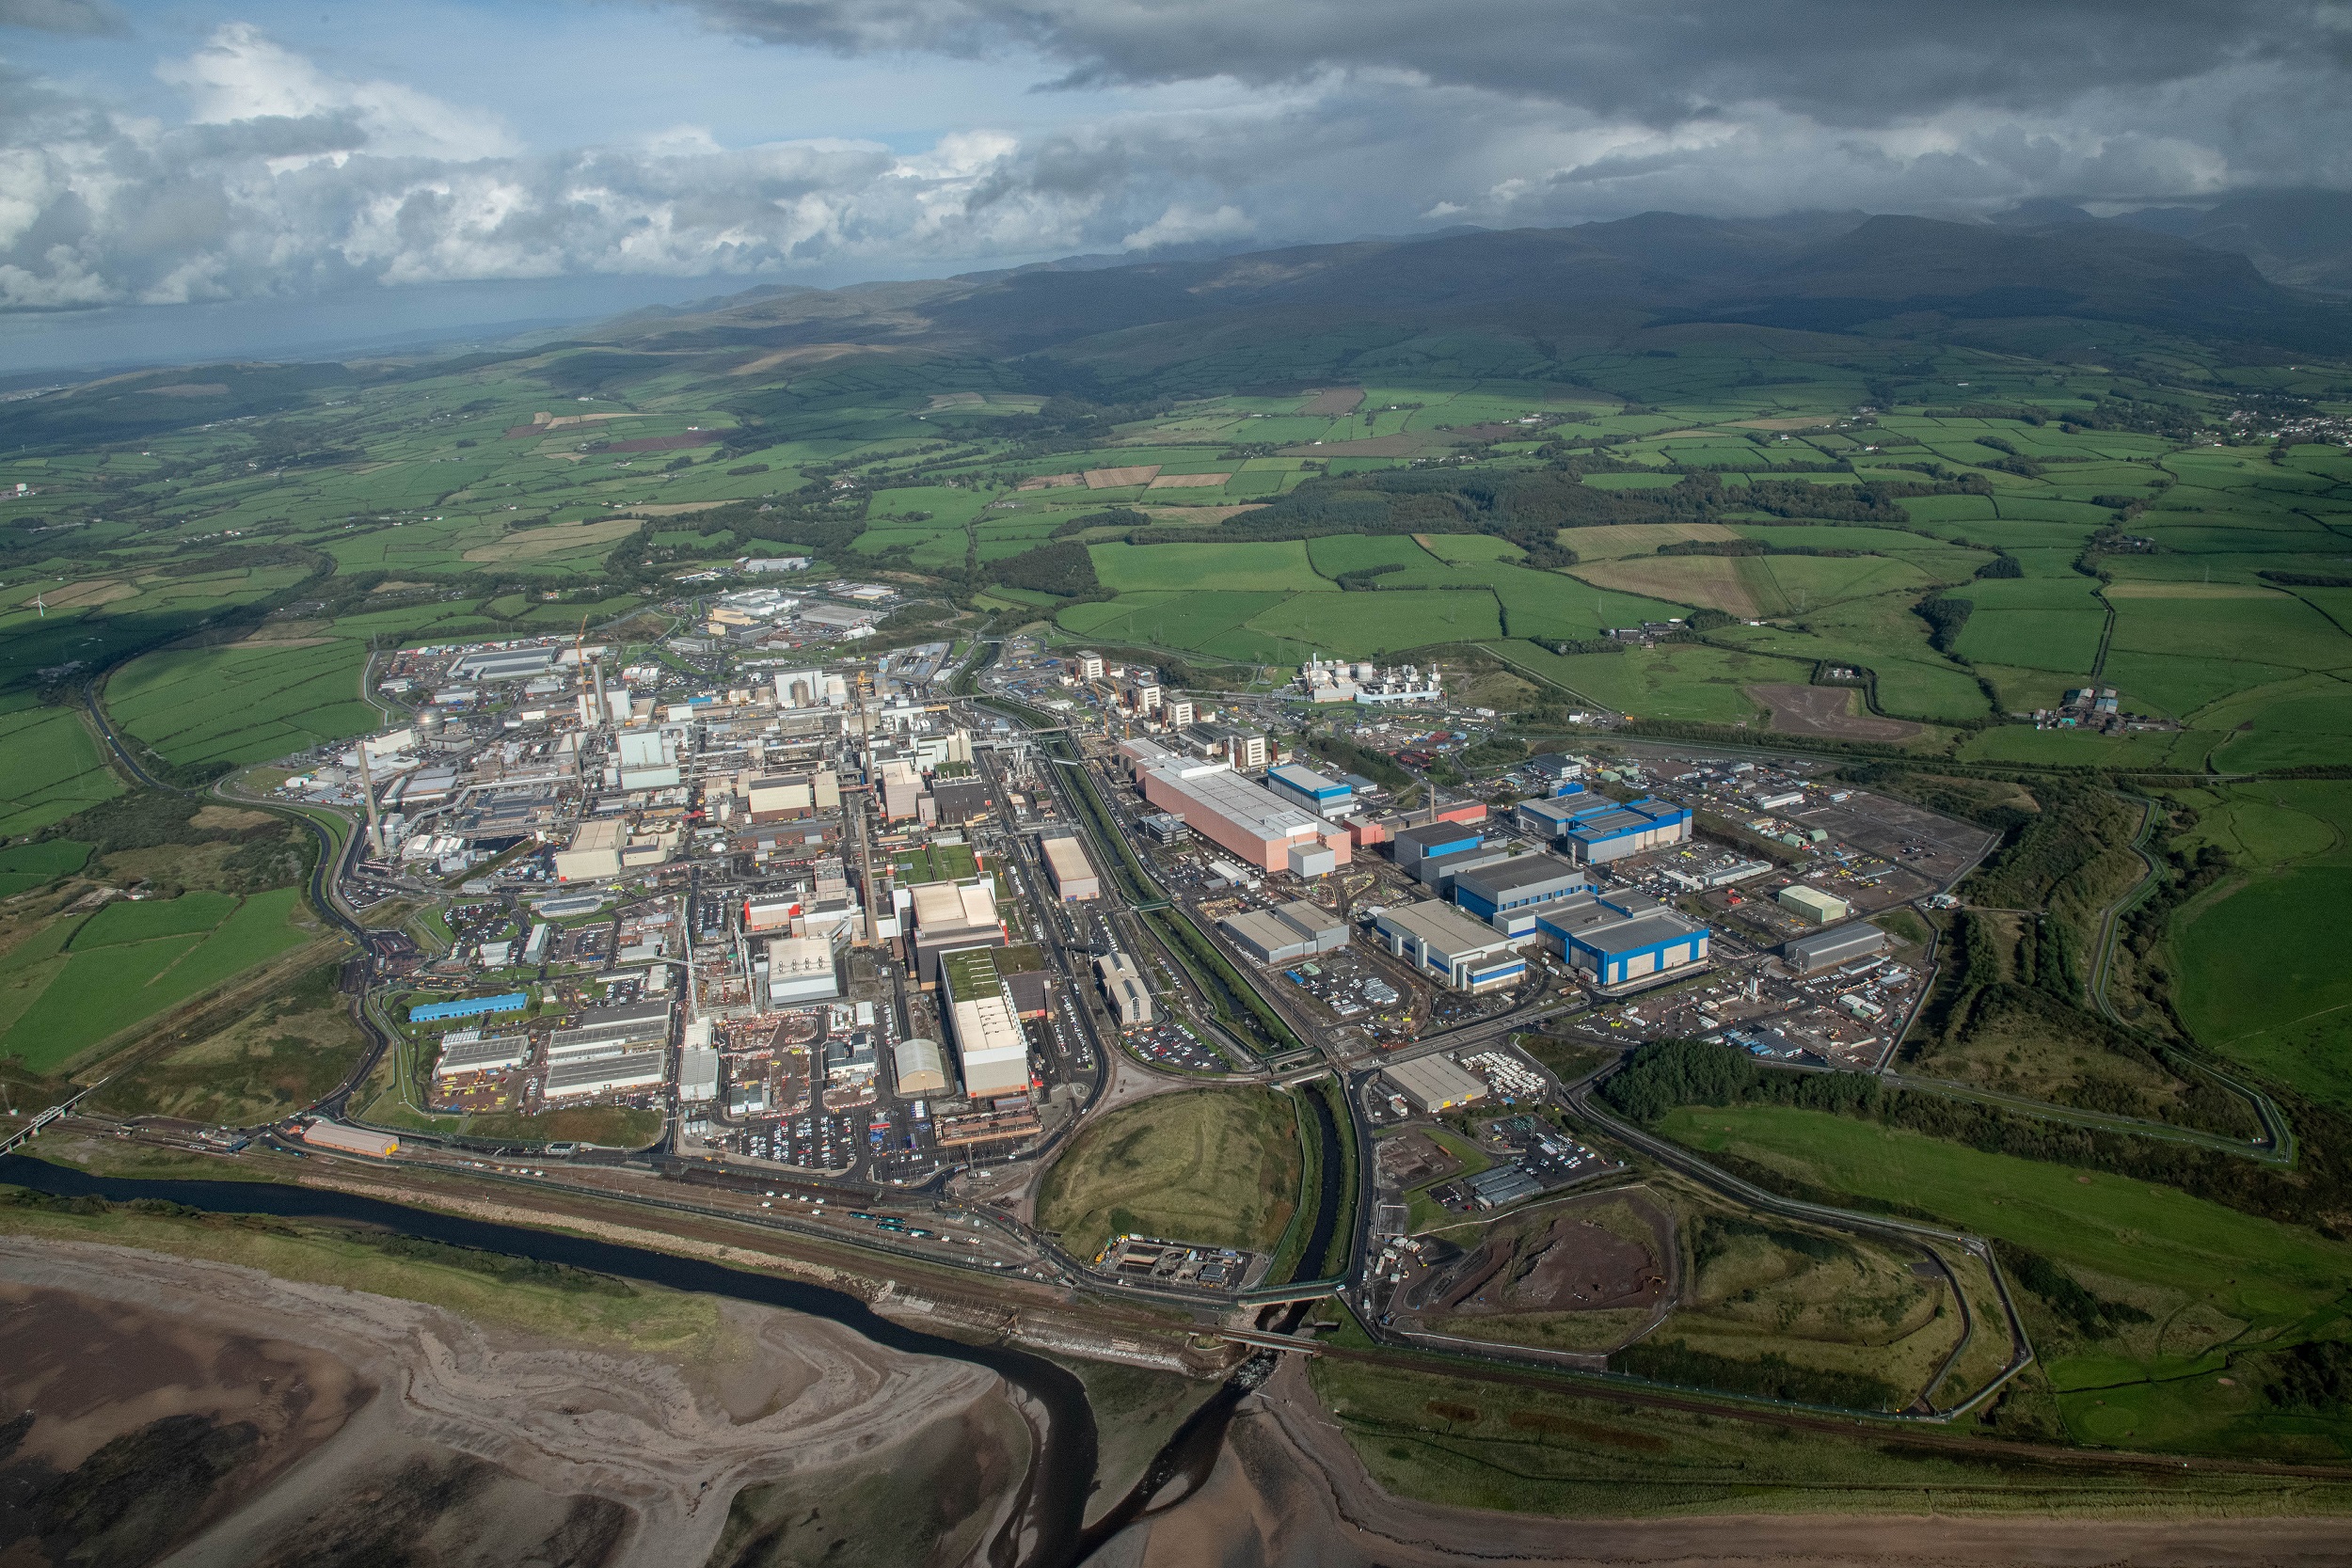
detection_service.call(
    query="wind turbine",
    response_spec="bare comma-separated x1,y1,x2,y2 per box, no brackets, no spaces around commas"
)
31,594,43,618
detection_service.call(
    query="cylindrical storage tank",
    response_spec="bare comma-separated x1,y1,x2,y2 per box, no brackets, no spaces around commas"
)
1353,661,1377,682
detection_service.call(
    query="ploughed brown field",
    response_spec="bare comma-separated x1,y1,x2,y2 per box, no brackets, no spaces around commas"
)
1749,682,1923,741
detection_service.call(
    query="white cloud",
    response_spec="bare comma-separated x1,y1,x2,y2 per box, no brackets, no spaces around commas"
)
1121,201,1248,249
156,23,518,163
3,10,2349,317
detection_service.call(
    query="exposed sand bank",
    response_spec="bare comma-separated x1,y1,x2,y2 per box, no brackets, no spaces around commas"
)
0,1238,1024,1568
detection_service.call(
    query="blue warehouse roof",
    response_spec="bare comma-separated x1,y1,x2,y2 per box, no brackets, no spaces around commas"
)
410,991,531,1022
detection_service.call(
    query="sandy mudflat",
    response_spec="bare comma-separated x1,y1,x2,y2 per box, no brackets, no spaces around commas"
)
0,1238,1018,1568
1091,1357,2352,1568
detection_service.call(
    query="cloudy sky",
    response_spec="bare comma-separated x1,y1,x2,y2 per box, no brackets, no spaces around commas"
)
4,0,2348,364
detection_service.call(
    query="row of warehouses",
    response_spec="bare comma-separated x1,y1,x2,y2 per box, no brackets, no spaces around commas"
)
1373,801,1715,992
1115,746,1723,996
423,997,719,1103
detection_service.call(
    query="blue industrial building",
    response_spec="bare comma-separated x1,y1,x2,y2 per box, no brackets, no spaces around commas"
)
1264,763,1354,819
1450,853,1591,930
1374,901,1527,993
1517,794,1692,860
1534,891,1710,989
409,991,532,1023
1552,798,1692,864
1390,819,1483,872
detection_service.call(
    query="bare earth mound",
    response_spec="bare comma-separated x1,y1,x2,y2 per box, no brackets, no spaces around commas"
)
1491,1215,1663,1313
1749,683,1922,741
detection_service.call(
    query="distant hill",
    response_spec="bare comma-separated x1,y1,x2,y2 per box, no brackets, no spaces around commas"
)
2106,190,2352,295
555,208,2350,384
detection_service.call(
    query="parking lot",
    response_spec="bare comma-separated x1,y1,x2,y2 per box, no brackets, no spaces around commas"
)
864,1102,943,1180
1124,1021,1227,1072
730,1110,856,1170
1272,946,1408,1028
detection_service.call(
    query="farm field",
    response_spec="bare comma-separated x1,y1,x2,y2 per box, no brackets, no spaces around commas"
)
0,888,316,1074
0,839,89,899
1486,639,1795,724
1034,1085,1303,1259
2,328,2345,775
2169,783,2352,1107
87,957,367,1125
106,637,380,768
0,699,120,835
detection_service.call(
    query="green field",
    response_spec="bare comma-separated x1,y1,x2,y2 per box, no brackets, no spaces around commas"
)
1090,540,1330,594
1488,639,1791,723
1306,1350,2352,1515
108,639,378,768
2170,783,2352,1105
1949,609,2106,674
0,700,121,834
1035,1085,1303,1259
0,838,90,898
87,957,366,1124
71,890,239,946
1306,533,1434,577
1658,1104,2350,1321
1243,588,1504,655
0,888,317,1073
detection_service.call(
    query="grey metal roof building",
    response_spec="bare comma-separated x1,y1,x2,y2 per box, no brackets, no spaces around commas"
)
572,999,674,1035
451,647,560,682
542,1050,664,1100
1374,901,1527,993
894,1037,949,1095
1465,1163,1540,1208
1219,899,1350,965
546,1000,673,1059
1783,921,1890,974
1450,853,1589,927
1383,1053,1487,1113
432,1035,529,1077
1094,952,1154,1026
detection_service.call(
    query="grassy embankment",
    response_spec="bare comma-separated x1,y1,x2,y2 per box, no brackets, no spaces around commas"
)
1035,1085,1303,1260
1656,1102,2352,1458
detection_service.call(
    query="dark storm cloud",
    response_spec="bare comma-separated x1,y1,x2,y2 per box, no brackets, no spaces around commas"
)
672,0,2352,128
0,0,125,35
